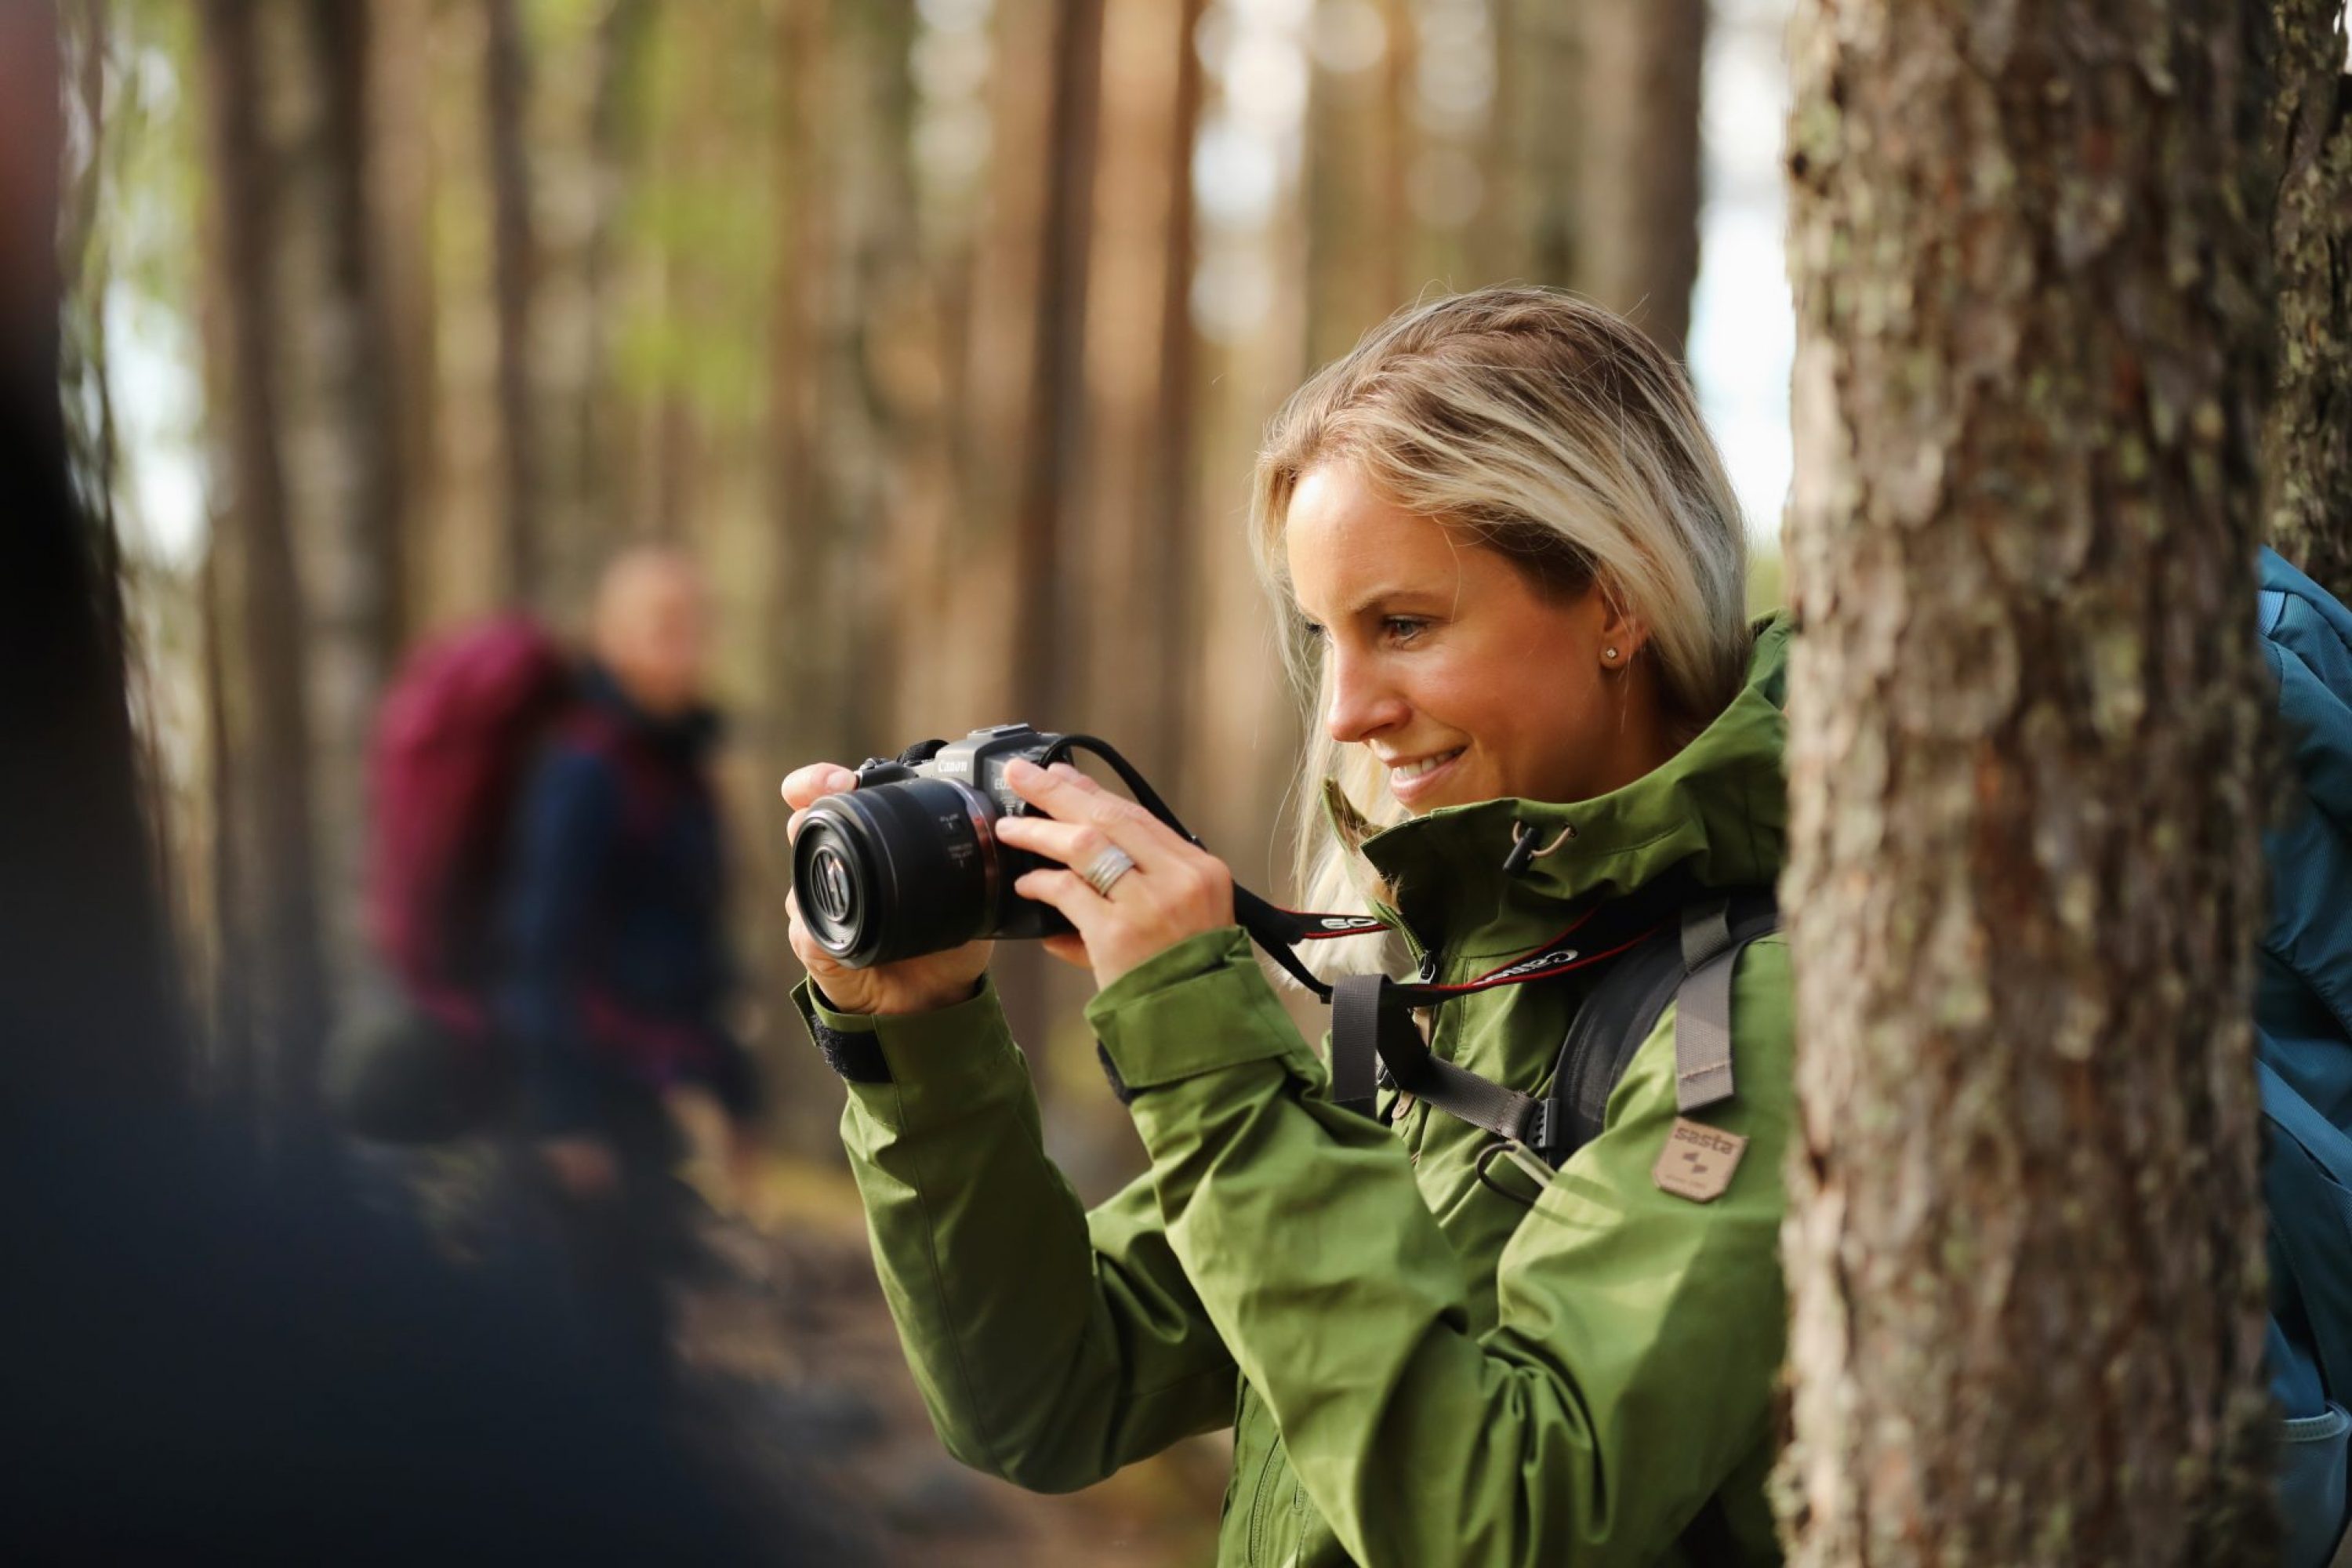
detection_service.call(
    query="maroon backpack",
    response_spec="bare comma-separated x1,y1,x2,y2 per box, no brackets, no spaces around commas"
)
365,615,574,1041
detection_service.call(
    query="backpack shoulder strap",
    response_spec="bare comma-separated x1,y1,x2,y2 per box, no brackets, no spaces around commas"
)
1547,887,1780,1162
1330,886,1780,1164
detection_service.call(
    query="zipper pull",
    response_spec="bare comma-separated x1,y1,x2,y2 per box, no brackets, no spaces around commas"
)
1417,949,1441,982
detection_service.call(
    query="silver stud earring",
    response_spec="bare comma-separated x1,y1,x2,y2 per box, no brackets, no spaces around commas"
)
1604,646,1621,663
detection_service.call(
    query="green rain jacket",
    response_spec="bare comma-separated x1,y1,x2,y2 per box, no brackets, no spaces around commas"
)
795,618,1795,1567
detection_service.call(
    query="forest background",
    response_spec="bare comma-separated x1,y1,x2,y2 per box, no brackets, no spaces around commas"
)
42,0,2352,1561
70,0,1796,1185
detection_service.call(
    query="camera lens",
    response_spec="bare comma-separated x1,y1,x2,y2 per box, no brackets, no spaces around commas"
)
791,778,997,967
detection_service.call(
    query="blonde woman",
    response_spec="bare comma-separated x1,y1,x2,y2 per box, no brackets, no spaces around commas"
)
783,288,1792,1566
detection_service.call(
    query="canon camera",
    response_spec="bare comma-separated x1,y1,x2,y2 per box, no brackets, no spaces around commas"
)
791,724,1076,968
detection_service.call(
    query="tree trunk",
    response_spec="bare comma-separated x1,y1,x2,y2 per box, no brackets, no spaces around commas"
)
1571,0,1703,359
281,0,405,1017
1,0,184,1100
1078,0,1201,779
969,0,1103,1067
1304,0,1411,365
368,0,439,642
486,0,539,603
197,0,330,1117
1481,0,1578,289
1777,3,2278,1563
2260,0,2352,596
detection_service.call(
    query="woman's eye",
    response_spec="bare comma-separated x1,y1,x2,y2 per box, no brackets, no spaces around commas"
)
1381,616,1429,644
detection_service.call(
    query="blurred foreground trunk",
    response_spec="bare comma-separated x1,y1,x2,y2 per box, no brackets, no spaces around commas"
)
1777,1,2276,1563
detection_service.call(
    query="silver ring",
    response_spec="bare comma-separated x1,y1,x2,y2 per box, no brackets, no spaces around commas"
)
1080,845,1138,899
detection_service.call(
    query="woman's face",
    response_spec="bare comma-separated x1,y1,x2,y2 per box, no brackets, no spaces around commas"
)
1283,462,1669,813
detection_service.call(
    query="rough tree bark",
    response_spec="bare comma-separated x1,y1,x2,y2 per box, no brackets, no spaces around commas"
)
196,0,330,1115
2261,0,2352,594
1777,2,2279,1563
1572,0,1704,358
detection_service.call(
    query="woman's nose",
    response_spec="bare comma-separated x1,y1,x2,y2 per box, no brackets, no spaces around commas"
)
1325,654,1409,744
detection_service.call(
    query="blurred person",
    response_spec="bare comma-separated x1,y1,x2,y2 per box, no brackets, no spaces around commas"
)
782,289,1792,1565
500,544,764,1388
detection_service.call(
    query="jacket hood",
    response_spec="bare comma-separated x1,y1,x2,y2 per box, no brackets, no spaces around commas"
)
1349,615,1789,959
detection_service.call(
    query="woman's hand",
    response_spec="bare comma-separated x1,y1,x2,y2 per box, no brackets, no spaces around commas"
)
995,759,1236,993
781,762,994,1015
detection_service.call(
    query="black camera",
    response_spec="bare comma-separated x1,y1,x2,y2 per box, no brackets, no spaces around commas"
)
791,724,1073,968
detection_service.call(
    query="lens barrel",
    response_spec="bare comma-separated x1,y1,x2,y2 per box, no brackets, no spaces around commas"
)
792,778,998,967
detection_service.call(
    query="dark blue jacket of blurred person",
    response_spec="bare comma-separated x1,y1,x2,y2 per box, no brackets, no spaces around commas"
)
501,661,760,1138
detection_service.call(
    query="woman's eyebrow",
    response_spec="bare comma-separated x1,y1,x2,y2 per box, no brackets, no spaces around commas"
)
1344,586,1453,619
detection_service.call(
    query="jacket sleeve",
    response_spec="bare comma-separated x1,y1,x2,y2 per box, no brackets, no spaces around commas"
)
505,748,620,1134
1084,927,1794,1568
793,975,1239,1491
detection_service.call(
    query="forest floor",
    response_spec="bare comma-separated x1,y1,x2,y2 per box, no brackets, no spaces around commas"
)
670,1150,1229,1566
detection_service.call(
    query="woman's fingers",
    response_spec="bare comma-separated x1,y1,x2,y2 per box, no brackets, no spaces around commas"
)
1001,757,1185,866
993,812,1138,874
1013,867,1100,931
780,762,858,813
1040,931,1092,969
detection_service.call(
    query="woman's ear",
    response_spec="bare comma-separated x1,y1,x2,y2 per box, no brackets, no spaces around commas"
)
1594,591,1650,672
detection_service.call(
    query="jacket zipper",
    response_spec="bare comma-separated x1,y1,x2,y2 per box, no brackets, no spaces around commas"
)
1246,1433,1286,1566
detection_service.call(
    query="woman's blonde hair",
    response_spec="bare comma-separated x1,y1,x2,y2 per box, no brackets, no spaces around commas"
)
1250,287,1751,931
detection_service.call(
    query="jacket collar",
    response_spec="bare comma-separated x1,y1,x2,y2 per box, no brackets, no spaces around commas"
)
1345,615,1789,960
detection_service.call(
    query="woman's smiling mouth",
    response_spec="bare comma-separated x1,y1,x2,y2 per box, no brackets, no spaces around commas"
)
1385,747,1467,804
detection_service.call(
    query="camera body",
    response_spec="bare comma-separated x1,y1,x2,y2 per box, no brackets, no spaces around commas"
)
794,724,1073,968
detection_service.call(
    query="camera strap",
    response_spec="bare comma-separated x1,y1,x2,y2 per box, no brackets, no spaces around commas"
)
1036,736,1751,1157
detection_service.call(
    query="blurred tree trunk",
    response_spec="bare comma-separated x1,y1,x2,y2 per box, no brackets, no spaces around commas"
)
1009,0,1103,739
285,0,405,1016
1304,0,1410,365
1483,0,1578,289
553,0,652,606
196,0,330,1115
2260,0,2352,594
1078,0,1202,780
2,0,184,1098
370,0,440,642
486,0,539,602
1573,0,1704,358
950,0,1102,1066
1778,2,2277,1563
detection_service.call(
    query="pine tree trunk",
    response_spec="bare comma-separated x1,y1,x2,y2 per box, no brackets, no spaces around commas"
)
1077,0,1200,780
1485,0,1579,289
485,0,539,602
1571,0,1703,358
197,0,330,1117
281,0,404,1018
1304,0,1411,365
2260,0,2352,596
1777,2,2278,1563
368,0,439,641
